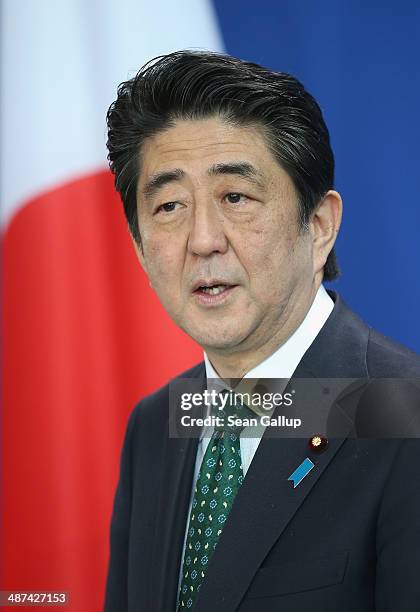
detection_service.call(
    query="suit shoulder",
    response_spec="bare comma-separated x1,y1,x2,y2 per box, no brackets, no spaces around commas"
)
367,328,420,377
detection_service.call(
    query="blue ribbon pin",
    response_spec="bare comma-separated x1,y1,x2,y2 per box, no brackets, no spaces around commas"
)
288,458,315,488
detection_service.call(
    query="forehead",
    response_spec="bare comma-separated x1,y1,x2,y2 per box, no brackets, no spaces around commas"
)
137,117,290,187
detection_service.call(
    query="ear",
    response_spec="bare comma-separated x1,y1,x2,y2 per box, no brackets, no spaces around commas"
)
310,190,343,275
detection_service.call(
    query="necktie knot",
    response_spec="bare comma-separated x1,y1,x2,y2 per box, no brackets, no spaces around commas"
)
212,389,252,435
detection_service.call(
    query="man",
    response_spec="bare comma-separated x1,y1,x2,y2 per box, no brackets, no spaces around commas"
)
104,51,420,611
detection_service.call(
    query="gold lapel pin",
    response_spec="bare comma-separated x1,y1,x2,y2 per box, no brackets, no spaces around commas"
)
309,434,328,452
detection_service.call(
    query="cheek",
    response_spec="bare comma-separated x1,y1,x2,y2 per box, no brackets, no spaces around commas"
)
144,240,180,287
243,219,296,276
244,226,305,303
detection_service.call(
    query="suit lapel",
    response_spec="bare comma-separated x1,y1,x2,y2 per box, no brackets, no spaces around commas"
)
150,364,205,612
150,434,198,611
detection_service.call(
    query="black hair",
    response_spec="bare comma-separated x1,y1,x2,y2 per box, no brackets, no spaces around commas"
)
106,50,339,280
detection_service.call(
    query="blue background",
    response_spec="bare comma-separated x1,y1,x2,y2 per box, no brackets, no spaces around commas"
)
213,0,420,352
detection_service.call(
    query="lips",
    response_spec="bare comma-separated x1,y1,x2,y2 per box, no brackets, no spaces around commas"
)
192,282,238,306
191,279,236,294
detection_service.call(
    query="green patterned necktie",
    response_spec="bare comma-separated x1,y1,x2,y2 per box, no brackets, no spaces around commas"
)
177,390,250,610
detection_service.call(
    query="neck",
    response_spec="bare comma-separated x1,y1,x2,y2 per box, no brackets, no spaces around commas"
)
205,280,321,381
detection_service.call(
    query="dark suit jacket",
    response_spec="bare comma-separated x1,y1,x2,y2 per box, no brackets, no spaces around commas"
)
104,292,420,611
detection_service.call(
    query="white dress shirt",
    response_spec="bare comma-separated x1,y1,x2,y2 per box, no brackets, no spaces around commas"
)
177,284,334,595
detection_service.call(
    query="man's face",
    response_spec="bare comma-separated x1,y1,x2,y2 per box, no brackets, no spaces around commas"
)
135,117,318,357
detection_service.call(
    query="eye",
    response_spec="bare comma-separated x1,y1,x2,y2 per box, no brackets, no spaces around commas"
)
155,202,180,214
224,192,247,204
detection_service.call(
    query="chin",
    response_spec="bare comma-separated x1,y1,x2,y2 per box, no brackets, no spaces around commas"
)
186,326,249,352
177,310,257,352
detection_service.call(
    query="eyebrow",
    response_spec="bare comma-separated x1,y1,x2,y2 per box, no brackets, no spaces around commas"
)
208,162,267,189
141,161,266,200
142,168,185,199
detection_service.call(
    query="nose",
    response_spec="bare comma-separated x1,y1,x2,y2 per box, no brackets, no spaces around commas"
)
187,201,229,257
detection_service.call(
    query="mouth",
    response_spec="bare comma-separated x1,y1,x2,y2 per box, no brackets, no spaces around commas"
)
192,280,238,305
196,284,231,295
